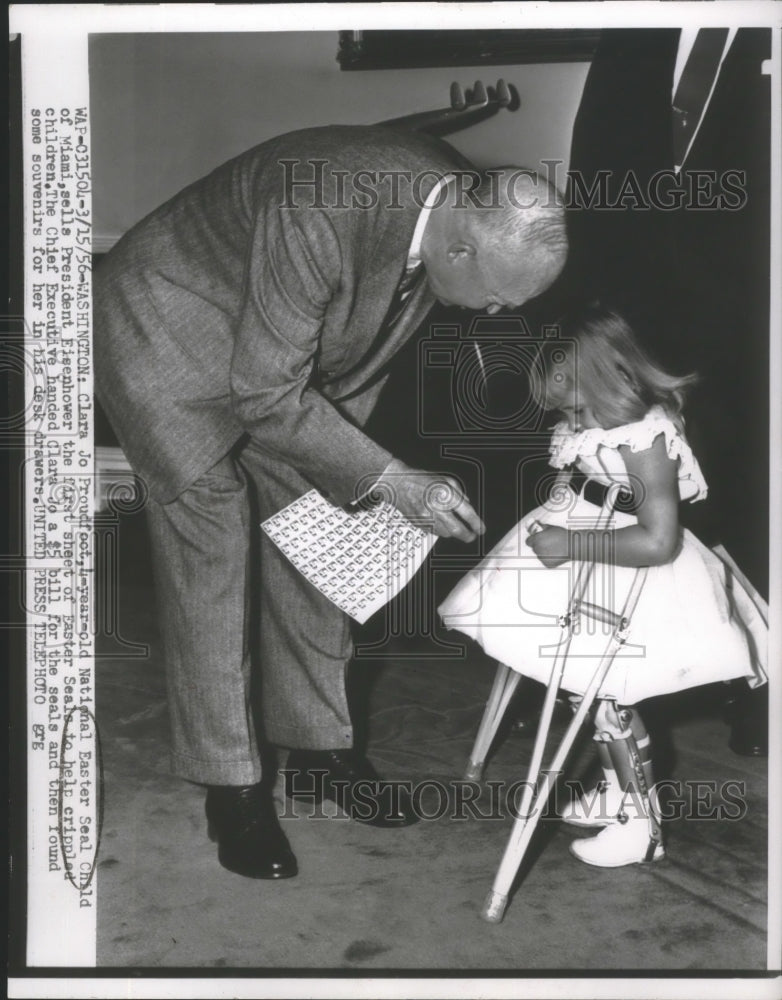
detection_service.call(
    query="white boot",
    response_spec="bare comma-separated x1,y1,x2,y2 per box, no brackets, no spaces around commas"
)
569,809,665,868
561,769,623,828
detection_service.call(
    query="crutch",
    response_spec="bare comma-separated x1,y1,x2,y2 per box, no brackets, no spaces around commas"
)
463,495,618,784
482,563,648,922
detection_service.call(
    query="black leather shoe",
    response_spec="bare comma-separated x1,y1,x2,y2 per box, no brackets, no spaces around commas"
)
284,748,419,827
205,783,298,879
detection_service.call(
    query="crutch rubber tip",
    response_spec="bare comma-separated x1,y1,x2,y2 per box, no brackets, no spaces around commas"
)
463,761,484,782
481,890,508,923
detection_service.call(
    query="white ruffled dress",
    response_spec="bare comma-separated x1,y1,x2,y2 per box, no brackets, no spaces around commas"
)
438,406,767,704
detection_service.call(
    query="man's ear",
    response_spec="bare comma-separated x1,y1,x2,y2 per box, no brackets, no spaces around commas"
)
446,240,477,262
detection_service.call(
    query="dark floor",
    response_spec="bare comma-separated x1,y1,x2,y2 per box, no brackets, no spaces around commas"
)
94,507,769,973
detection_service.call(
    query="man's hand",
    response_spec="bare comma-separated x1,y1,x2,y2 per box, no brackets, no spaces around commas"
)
375,459,485,543
526,522,569,567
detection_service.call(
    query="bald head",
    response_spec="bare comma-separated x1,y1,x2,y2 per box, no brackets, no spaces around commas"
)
471,168,568,274
420,166,567,312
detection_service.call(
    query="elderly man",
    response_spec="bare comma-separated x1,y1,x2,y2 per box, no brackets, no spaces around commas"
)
94,124,566,880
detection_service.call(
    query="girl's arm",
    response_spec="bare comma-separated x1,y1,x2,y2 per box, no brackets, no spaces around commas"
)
528,434,681,568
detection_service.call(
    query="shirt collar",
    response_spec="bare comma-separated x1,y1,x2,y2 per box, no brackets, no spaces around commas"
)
407,173,455,266
672,28,737,173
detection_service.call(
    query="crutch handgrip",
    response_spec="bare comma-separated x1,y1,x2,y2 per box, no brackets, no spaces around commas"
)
573,599,626,629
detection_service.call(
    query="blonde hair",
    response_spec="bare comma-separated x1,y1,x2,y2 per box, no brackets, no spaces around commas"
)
531,306,698,430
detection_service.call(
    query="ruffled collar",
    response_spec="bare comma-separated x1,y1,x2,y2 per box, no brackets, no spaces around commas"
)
548,405,708,502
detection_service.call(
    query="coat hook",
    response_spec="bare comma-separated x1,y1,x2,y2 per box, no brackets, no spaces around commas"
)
469,80,488,107
450,81,466,110
496,79,511,107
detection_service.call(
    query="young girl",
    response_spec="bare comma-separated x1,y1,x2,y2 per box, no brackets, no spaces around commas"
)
439,306,767,868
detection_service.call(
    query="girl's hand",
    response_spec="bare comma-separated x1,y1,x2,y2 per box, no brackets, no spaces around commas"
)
526,524,570,567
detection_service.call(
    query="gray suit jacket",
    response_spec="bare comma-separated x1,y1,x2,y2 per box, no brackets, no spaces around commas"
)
94,125,470,504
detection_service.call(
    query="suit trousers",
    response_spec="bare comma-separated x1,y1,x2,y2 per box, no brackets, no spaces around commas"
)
145,436,354,785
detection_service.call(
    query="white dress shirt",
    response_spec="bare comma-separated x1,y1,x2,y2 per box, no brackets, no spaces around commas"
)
672,27,737,171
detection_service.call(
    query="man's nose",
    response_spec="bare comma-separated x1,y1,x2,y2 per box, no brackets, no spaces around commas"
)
486,304,503,315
